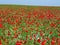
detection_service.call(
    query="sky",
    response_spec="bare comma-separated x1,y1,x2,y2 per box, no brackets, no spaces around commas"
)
0,0,60,6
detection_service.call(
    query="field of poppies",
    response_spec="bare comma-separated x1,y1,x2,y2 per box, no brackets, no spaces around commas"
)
0,5,60,45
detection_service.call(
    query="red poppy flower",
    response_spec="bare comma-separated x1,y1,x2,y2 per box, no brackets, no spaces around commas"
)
50,31,53,35
20,17,22,20
36,22,40,27
0,40,2,45
47,14,54,19
51,40,56,45
27,15,31,19
7,18,11,23
8,31,10,36
40,31,44,37
58,33,60,36
16,41,23,45
42,40,46,45
54,15,59,20
50,23,56,27
34,34,36,38
33,11,38,16
0,17,2,22
39,15,45,19
0,24,3,28
14,34,18,38
58,43,60,45
13,27,18,31
11,22,15,25
25,30,28,33
27,21,32,25
30,36,32,40
37,38,41,43
16,19,19,23
58,22,60,24
57,38,60,45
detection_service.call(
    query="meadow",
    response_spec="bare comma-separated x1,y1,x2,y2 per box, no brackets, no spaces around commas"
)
0,5,60,45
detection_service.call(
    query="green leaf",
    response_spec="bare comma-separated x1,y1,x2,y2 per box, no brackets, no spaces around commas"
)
0,29,3,36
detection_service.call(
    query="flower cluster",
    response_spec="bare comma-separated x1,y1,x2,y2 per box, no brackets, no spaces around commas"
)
0,6,60,45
